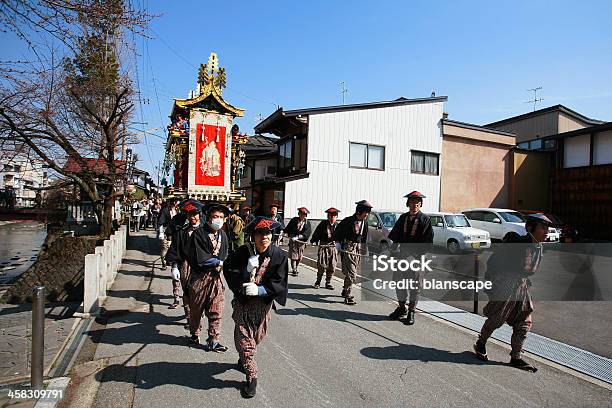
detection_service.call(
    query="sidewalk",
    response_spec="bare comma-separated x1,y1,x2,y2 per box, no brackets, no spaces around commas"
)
0,302,79,385
61,232,610,407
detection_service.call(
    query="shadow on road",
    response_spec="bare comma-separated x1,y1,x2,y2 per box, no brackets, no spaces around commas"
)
95,361,242,391
360,344,507,366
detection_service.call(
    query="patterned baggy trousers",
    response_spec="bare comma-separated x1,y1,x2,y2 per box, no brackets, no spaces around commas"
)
232,297,273,381
188,270,224,342
317,244,338,283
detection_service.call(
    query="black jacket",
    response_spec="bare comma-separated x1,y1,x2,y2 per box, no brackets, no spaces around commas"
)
486,233,542,281
223,244,289,306
310,220,338,244
388,211,433,243
158,206,176,228
388,211,433,256
188,224,229,273
165,220,197,265
332,214,368,244
285,217,312,241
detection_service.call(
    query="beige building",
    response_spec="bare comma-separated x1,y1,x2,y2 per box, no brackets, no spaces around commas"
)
486,104,604,143
0,145,49,207
440,119,516,213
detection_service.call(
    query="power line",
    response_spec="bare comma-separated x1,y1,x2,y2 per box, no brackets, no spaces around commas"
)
148,27,279,109
129,0,154,170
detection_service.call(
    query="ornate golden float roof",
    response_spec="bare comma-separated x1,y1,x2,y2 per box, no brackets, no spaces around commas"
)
173,52,244,117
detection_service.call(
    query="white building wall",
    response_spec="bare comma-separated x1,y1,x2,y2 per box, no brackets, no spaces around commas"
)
254,158,277,180
564,134,590,168
594,130,612,165
284,102,444,219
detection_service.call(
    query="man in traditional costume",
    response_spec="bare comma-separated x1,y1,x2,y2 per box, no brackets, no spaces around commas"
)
284,207,312,276
165,200,201,322
225,204,245,255
224,216,289,398
387,191,434,325
332,200,372,305
310,207,340,290
268,204,284,246
186,203,230,352
472,213,551,372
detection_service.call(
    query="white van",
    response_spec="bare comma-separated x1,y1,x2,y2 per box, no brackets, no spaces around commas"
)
428,212,491,254
461,208,527,241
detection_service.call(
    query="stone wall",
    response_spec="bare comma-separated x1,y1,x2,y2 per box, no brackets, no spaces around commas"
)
1,234,97,303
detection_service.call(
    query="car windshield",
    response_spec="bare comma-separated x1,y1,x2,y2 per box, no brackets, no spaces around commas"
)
499,211,525,223
379,212,403,228
444,215,470,228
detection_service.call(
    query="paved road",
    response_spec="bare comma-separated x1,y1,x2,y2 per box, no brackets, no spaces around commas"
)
72,232,610,408
295,243,612,358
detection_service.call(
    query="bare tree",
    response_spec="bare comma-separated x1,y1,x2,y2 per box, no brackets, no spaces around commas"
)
0,0,151,237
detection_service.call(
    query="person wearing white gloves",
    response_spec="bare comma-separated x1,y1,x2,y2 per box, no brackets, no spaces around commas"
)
223,216,289,399
164,200,197,318
186,203,230,352
283,207,312,276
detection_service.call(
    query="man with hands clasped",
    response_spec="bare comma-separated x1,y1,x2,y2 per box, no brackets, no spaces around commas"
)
186,203,230,352
223,216,289,398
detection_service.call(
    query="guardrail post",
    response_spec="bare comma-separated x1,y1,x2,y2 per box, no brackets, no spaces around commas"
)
31,286,45,390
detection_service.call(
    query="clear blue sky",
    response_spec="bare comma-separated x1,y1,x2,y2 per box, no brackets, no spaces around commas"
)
4,1,612,177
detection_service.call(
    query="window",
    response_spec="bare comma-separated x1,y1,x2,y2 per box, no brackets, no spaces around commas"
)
444,215,470,228
279,140,293,169
294,137,307,170
530,139,542,150
266,166,276,176
367,213,379,227
464,211,486,221
349,142,385,170
430,216,444,227
378,212,402,228
483,212,500,223
411,151,439,175
273,190,284,202
498,211,525,223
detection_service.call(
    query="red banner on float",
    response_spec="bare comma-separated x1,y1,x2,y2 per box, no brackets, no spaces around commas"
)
195,124,225,186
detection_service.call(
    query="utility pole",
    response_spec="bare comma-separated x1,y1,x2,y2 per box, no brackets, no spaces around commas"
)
526,87,543,111
339,81,348,105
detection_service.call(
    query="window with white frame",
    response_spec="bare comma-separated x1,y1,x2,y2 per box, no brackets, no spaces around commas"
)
411,151,439,175
349,142,385,170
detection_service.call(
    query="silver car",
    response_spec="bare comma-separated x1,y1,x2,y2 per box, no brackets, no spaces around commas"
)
366,210,405,253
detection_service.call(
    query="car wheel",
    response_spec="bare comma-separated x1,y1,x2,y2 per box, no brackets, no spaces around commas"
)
380,241,390,254
447,239,460,255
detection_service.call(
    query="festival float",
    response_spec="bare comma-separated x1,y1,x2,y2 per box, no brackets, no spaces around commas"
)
162,52,248,203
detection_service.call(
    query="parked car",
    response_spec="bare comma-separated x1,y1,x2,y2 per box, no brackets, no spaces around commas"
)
462,208,559,242
366,210,405,253
427,212,491,254
519,210,578,243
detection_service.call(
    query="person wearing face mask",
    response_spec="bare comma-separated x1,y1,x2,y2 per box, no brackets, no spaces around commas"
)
165,199,202,323
387,191,434,325
333,200,372,305
284,207,312,276
310,207,340,290
185,203,230,352
223,216,289,398
472,213,552,373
